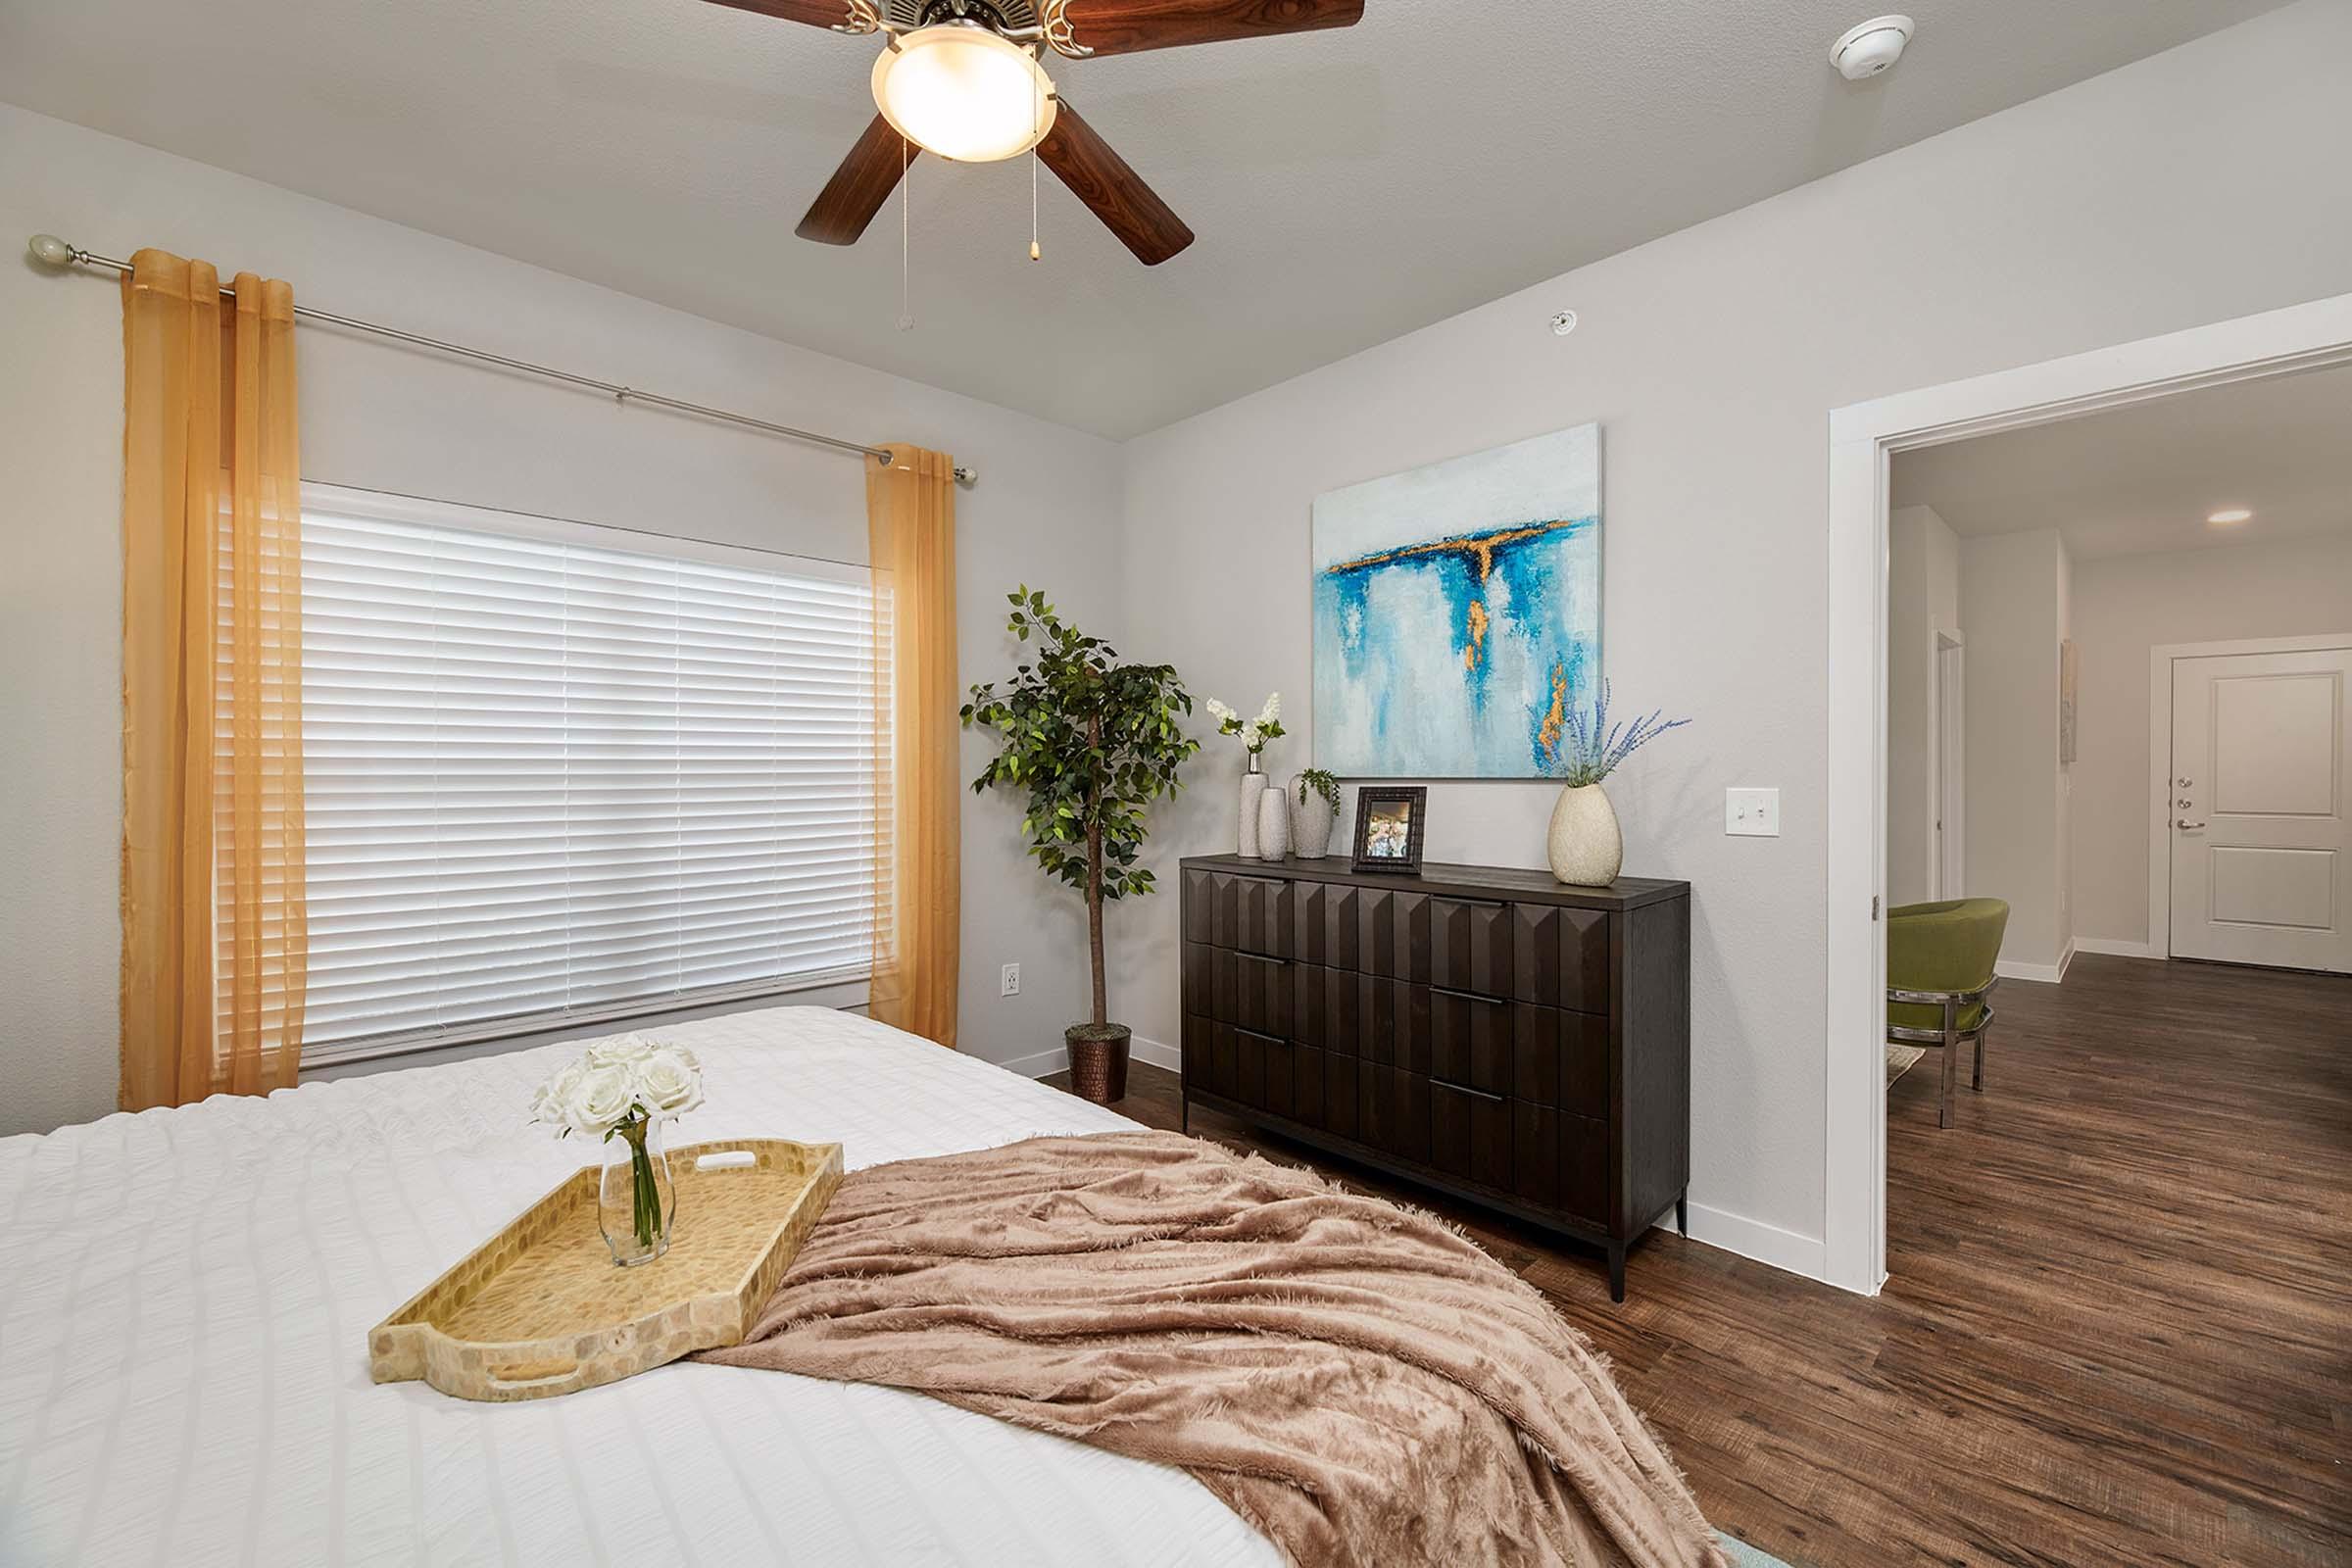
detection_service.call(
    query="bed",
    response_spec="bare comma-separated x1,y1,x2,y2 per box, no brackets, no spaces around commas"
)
0,1007,1288,1566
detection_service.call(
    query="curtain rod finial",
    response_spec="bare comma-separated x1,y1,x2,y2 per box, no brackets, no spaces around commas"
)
26,233,76,269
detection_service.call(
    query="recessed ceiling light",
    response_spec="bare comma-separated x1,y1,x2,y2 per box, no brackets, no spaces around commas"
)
2207,508,2254,525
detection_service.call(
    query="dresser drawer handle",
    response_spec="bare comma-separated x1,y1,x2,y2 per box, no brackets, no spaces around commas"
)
1236,951,1291,966
1432,1077,1506,1103
1233,1024,1287,1045
1432,984,1506,1004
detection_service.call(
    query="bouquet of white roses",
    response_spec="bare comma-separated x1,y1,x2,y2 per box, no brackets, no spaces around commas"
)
1204,692,1285,758
531,1034,704,1259
530,1033,705,1140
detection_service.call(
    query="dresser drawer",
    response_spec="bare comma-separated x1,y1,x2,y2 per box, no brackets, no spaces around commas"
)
1429,898,1513,998
1358,975,1431,1075
1295,963,1361,1056
1184,868,1294,958
1511,904,1612,1014
1510,1102,1609,1224
1184,943,1293,1039
1184,1015,1292,1109
1293,879,1362,969
1356,885,1430,982
1359,1064,1431,1165
1431,1081,1513,1194
1510,1004,1608,1121
1431,986,1513,1098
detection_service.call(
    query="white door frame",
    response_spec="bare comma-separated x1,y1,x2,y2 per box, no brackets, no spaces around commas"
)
2145,633,2352,957
1934,631,1965,900
1823,289,2352,1297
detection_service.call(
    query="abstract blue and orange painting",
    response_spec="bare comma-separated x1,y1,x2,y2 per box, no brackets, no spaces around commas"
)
1311,423,1600,778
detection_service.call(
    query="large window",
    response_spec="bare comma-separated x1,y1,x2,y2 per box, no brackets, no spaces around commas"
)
293,485,873,1060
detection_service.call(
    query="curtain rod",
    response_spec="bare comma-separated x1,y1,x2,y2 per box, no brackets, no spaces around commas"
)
24,233,977,485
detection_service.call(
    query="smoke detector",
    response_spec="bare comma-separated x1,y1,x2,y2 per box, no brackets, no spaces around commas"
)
1830,15,1913,80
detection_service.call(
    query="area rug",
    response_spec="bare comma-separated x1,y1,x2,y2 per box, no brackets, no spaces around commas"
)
1886,1042,1925,1086
1716,1533,1796,1567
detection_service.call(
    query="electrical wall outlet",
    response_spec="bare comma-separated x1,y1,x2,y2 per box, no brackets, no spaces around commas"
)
1725,787,1781,837
1000,962,1021,998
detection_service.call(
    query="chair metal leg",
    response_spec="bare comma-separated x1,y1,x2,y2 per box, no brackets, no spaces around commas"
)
1938,998,1958,1129
1973,1029,1984,1093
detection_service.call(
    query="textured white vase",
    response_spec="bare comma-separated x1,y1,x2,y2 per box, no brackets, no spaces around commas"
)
1255,786,1291,861
1291,778,1337,859
1546,783,1623,886
1236,769,1268,858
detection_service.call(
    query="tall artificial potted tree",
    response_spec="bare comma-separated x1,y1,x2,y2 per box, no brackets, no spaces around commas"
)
961,588,1200,1102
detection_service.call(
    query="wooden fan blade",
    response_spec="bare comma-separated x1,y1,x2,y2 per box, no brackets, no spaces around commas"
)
797,115,912,246
697,0,878,29
1055,0,1363,57
1036,102,1195,266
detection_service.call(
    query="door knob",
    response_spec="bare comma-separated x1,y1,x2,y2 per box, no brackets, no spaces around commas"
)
2176,818,2207,831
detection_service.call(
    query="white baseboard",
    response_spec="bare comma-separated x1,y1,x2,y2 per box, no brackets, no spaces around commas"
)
1670,1202,1829,1281
2074,936,2159,959
1131,1035,1180,1072
1995,941,2075,985
996,1033,1179,1081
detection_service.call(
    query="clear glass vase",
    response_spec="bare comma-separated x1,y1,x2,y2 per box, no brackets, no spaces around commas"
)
598,1114,676,1266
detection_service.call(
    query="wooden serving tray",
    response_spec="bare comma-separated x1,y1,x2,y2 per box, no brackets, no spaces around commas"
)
369,1137,843,1402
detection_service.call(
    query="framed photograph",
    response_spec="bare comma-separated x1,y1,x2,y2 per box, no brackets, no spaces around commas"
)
1350,786,1428,874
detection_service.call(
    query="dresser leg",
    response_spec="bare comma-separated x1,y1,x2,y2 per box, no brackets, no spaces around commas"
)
1607,1242,1627,1303
1675,1195,1689,1236
1181,1095,1190,1135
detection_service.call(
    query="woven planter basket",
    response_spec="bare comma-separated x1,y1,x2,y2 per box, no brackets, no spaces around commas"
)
1065,1025,1132,1104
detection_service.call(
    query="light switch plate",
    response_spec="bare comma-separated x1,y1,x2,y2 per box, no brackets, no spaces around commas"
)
1725,787,1780,837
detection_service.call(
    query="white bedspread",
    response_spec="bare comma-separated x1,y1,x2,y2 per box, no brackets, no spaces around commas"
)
0,1008,1286,1567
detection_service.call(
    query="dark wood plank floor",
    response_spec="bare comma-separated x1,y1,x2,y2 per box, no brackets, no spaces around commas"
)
1047,955,2352,1567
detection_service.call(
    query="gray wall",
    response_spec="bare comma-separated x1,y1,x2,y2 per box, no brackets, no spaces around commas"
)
0,104,1126,1135
2071,535,2352,946
1109,3,2352,1258
1886,505,1962,908
1960,530,2070,972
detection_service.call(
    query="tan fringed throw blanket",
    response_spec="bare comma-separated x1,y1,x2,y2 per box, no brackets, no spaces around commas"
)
699,1131,1726,1568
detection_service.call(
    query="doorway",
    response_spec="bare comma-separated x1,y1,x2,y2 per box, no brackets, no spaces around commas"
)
1934,632,1964,899
1823,289,2352,1296
2153,636,2352,970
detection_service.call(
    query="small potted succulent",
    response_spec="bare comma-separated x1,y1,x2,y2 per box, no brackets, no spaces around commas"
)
1292,766,1341,858
962,589,1199,1103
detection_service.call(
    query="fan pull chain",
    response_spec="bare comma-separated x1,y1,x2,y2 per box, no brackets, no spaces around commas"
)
897,134,914,332
1029,67,1043,262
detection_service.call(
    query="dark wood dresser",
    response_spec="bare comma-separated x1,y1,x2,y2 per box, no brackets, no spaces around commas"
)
1179,855,1690,1299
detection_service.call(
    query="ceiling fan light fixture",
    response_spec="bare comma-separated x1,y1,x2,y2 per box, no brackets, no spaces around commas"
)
871,24,1056,164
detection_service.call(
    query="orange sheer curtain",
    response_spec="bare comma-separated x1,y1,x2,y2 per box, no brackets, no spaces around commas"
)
119,249,307,1110
866,444,960,1048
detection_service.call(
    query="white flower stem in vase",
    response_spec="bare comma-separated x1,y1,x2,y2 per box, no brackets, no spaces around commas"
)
1206,692,1286,861
530,1032,705,1267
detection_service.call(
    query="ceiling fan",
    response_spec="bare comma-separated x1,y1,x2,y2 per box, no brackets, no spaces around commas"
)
701,0,1366,266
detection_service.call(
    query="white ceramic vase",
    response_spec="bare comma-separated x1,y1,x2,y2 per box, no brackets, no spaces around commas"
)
1237,766,1267,858
1255,786,1291,861
1546,783,1623,887
1291,777,1337,859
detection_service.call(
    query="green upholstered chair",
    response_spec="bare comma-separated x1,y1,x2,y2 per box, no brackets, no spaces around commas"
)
1886,899,2009,1129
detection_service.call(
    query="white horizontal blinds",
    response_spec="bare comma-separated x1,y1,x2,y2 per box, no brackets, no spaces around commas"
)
296,492,873,1054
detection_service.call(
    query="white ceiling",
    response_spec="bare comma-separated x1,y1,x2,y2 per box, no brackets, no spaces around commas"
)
0,0,2284,438
1891,361,2352,560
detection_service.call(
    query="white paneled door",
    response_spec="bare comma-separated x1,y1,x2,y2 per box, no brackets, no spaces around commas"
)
2169,648,2352,972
